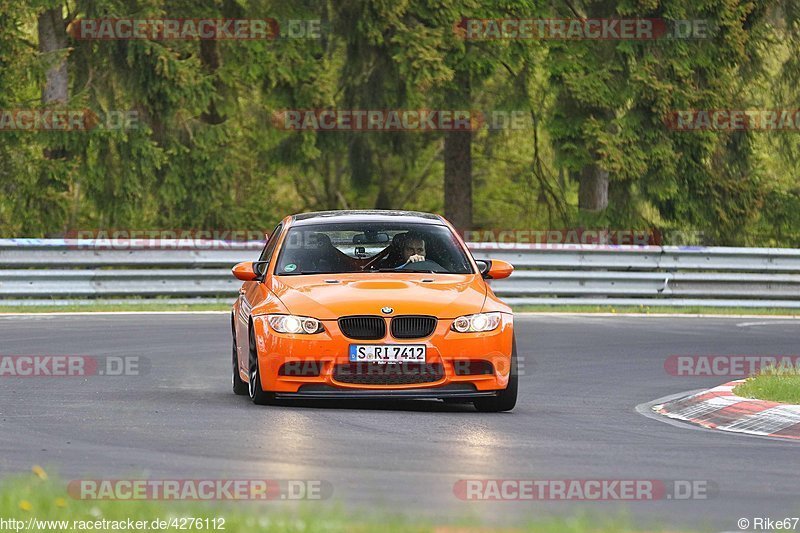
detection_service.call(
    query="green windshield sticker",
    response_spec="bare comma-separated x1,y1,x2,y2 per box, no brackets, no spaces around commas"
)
284,263,297,272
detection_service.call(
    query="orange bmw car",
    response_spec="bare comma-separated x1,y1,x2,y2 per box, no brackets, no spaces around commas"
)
230,210,517,411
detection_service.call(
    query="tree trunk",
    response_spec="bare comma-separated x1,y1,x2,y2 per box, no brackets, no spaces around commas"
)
38,5,68,162
374,185,391,210
199,39,225,125
38,6,68,105
578,162,609,212
444,69,472,230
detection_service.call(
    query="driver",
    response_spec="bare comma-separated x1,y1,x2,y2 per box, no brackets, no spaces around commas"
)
399,232,426,265
375,231,428,269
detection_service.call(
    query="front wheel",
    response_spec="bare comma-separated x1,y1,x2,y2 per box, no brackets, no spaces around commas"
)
473,336,518,412
248,324,275,405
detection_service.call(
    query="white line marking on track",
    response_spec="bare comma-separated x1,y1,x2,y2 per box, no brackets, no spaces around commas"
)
736,320,800,327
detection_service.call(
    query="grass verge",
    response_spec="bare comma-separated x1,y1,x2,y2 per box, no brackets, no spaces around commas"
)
733,368,800,404
0,471,696,532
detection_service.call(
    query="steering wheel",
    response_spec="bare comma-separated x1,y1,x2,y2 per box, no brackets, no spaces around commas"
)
395,259,447,273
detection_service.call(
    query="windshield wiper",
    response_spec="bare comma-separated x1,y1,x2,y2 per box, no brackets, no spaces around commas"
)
371,268,440,273
278,270,352,276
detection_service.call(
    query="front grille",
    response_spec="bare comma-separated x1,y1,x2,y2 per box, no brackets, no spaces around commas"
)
390,315,437,339
338,316,386,340
333,363,444,385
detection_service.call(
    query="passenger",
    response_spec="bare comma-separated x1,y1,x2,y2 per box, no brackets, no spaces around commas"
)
308,233,350,272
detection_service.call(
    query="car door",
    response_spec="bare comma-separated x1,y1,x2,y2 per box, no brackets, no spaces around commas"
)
236,223,283,376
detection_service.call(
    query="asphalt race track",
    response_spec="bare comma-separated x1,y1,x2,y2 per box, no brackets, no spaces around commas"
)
1,313,798,529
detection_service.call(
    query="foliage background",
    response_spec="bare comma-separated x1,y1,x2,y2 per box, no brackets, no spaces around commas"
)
1,0,800,246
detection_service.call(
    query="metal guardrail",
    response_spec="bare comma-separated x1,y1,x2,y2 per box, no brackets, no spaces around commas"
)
1,239,800,307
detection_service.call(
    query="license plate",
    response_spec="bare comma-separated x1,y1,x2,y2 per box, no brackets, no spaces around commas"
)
349,344,426,363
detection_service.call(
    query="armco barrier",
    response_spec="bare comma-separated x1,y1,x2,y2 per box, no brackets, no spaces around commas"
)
1,239,799,307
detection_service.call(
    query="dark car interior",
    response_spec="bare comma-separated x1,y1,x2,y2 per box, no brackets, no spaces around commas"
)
275,225,474,275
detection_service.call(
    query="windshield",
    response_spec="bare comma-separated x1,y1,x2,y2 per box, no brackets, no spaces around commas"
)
274,222,474,275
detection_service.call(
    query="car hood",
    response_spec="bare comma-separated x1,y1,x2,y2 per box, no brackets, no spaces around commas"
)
269,273,487,319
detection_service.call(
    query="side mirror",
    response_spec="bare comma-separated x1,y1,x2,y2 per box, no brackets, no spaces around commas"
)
476,259,513,279
232,261,267,281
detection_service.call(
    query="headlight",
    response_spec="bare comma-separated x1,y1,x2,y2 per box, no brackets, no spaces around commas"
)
266,314,324,334
451,312,502,333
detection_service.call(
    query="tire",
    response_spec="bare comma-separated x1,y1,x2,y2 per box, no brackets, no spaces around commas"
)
473,336,518,412
232,318,248,395
248,323,275,405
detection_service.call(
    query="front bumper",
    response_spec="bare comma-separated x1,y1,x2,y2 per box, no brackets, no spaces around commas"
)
252,314,514,394
275,383,497,400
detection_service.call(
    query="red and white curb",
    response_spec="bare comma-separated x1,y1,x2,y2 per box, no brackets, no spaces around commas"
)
653,380,800,440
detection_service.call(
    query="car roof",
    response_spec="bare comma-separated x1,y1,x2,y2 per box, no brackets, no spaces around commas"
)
290,210,445,227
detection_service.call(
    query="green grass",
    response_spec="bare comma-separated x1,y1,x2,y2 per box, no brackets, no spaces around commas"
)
0,471,697,532
1,302,799,315
733,367,800,404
